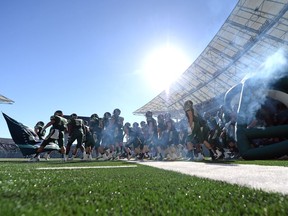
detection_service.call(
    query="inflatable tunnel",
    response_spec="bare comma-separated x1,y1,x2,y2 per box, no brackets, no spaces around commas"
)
224,75,288,160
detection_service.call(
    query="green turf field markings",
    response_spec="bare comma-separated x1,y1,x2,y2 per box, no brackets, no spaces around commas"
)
36,165,137,170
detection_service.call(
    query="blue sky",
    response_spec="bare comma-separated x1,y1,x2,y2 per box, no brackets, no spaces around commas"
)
0,0,237,138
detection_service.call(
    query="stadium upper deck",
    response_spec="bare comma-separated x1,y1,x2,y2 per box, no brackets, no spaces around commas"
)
133,0,288,119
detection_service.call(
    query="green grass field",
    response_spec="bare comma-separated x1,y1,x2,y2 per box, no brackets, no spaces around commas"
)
0,159,287,216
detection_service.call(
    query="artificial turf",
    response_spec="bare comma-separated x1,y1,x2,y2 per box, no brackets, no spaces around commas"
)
0,159,287,216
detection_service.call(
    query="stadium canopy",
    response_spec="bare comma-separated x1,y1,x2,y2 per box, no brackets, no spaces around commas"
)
0,94,14,104
133,0,288,119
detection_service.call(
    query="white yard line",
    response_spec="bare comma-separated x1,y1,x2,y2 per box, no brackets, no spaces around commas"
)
136,161,288,195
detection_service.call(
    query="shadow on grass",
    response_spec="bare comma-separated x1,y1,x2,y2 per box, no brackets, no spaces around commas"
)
0,158,132,166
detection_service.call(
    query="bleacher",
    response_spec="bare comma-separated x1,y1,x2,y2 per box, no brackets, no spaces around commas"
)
0,138,22,158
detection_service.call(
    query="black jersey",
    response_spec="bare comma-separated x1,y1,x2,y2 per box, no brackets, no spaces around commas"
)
50,115,68,131
146,116,157,135
68,118,84,134
89,118,102,134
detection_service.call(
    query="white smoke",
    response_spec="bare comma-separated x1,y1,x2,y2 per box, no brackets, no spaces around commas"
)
238,49,288,125
252,49,287,82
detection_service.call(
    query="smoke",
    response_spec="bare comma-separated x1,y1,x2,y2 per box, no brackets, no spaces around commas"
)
238,49,288,125
251,49,287,82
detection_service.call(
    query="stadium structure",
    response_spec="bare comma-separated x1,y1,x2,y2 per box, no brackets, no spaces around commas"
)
133,0,288,119
0,94,14,104
0,94,15,156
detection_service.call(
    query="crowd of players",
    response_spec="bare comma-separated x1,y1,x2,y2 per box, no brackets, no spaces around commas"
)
30,99,242,162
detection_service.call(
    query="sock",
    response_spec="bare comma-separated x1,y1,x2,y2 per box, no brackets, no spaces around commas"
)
209,149,216,159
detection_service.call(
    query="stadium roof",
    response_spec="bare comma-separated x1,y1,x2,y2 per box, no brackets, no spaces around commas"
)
133,0,288,119
0,94,14,104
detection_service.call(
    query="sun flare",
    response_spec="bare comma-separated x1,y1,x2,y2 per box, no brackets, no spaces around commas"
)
143,45,191,92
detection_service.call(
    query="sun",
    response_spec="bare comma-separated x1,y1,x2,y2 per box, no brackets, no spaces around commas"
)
143,45,191,92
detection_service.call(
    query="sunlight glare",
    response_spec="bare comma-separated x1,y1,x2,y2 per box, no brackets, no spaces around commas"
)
143,45,191,92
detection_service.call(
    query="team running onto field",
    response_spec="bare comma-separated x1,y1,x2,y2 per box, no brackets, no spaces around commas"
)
30,100,240,162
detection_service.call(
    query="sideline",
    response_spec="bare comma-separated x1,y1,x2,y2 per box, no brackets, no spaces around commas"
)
134,161,288,195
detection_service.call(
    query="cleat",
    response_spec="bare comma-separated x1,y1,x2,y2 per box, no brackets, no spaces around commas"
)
194,153,204,161
29,157,39,162
97,154,107,161
44,153,50,161
144,153,149,159
103,153,109,161
137,153,144,160
96,155,103,160
215,149,225,160
107,153,113,160
187,157,194,161
62,155,68,162
82,153,88,161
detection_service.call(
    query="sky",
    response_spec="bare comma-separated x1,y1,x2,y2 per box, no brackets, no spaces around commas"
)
0,0,238,138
